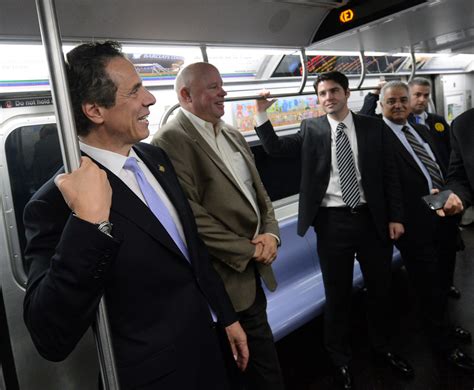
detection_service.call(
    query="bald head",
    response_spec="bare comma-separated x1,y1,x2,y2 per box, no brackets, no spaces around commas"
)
175,62,227,124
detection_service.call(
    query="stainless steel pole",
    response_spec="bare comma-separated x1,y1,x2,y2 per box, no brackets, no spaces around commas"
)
35,0,120,388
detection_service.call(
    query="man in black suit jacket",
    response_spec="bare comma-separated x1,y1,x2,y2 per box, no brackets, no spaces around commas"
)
23,41,248,390
255,71,412,389
379,81,474,371
360,77,461,299
443,108,474,213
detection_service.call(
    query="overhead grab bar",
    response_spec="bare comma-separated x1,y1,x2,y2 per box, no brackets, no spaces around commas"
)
356,50,366,90
408,50,417,82
298,48,308,94
35,0,120,389
200,44,209,63
159,85,381,127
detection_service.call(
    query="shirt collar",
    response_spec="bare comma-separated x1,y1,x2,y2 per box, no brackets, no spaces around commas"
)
79,141,142,176
181,108,226,137
327,111,354,134
383,117,411,134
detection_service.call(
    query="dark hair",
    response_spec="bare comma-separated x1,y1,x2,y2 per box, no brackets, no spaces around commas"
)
66,41,124,136
313,71,349,93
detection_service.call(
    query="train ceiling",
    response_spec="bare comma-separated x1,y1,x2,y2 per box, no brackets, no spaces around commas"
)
0,0,472,54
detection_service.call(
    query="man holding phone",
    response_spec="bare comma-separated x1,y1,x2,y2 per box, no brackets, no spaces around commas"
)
379,81,473,371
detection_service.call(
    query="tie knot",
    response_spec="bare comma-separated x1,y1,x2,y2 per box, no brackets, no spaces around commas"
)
123,157,140,173
336,122,346,133
401,125,410,134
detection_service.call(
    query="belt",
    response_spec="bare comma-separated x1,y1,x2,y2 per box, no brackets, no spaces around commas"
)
322,204,368,214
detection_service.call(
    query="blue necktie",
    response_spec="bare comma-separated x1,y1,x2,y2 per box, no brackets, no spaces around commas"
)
124,157,190,262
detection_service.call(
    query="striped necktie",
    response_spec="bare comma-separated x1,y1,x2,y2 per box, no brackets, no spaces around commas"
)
335,122,360,209
401,126,444,189
124,157,190,262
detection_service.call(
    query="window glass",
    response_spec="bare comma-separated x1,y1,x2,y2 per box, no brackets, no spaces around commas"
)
5,124,62,257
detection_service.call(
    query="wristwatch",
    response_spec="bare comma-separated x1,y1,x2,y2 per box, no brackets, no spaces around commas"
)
96,221,113,237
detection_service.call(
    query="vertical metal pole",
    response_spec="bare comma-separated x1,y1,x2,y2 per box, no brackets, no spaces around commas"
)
34,0,120,389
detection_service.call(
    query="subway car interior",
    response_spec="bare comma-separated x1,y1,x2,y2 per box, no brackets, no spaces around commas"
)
0,0,474,388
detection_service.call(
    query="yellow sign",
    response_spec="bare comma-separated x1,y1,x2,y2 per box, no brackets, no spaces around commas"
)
434,122,445,132
340,9,354,23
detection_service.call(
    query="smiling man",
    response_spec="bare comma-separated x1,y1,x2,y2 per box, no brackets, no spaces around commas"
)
255,71,412,389
153,63,284,390
23,42,248,390
380,81,474,372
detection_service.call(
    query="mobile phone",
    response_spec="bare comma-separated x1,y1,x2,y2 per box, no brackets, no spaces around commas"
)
421,190,453,211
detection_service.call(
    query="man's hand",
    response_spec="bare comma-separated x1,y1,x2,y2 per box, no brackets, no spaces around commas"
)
256,90,277,113
438,193,464,217
371,80,386,95
55,156,112,224
225,321,249,372
388,222,404,240
251,234,278,265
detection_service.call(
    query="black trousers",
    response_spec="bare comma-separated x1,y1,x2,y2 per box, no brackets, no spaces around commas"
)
237,278,285,390
314,207,393,366
396,217,458,352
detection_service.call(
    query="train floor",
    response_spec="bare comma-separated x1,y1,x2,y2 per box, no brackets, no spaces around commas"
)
277,224,474,390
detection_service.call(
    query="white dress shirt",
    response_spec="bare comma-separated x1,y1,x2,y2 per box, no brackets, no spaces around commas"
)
256,111,366,207
79,141,187,247
182,108,280,243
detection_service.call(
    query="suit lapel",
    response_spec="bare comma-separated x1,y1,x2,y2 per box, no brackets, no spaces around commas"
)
412,124,447,174
89,150,190,264
389,126,427,177
352,113,368,173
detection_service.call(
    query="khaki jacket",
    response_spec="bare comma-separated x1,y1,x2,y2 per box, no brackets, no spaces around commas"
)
153,110,279,311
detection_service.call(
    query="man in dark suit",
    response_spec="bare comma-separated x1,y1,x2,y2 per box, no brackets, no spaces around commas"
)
360,78,450,162
153,62,284,390
23,41,248,390
360,77,461,299
379,81,474,371
255,71,412,389
442,108,474,214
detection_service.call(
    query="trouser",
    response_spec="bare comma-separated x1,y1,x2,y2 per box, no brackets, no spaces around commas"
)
396,217,457,351
237,279,285,390
314,206,393,366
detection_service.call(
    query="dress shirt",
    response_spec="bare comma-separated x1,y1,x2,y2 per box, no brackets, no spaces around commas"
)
323,112,366,207
382,118,436,192
412,111,428,127
182,108,279,243
257,111,366,207
79,141,187,247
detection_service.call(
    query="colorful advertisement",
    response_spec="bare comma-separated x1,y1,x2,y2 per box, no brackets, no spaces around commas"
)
232,96,324,132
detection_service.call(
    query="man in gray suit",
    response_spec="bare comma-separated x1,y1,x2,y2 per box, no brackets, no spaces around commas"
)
152,62,284,390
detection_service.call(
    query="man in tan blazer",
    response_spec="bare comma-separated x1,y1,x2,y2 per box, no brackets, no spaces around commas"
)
152,62,284,390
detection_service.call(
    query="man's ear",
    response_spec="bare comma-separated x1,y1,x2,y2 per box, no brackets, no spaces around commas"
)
82,103,105,125
179,87,192,103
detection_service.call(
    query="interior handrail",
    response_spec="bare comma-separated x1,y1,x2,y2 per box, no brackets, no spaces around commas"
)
35,0,120,389
159,85,382,127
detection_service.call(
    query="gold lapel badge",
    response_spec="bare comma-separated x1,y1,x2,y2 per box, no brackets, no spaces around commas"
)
158,164,166,173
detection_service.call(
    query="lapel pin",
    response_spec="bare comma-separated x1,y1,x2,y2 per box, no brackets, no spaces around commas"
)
158,164,166,173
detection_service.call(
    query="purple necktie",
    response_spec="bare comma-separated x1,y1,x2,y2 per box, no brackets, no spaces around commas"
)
124,157,190,262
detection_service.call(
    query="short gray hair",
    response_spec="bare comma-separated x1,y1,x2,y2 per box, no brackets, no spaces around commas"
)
380,81,409,101
408,77,432,89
